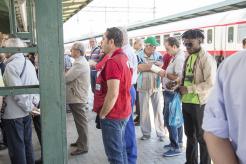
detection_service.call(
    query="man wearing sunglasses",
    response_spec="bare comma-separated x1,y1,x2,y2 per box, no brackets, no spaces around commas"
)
136,36,165,141
179,29,217,164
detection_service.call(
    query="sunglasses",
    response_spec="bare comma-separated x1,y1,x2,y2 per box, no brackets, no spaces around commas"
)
183,42,193,48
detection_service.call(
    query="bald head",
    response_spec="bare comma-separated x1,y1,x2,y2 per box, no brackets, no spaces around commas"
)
118,27,128,46
133,38,143,51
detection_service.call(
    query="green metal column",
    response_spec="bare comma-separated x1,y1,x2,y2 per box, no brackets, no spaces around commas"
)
35,0,67,163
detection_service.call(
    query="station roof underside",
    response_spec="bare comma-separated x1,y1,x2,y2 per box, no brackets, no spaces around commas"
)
62,0,92,22
0,0,92,33
71,0,246,42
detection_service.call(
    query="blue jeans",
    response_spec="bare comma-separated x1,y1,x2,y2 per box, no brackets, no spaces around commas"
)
3,115,34,164
101,118,129,164
124,86,137,164
163,91,183,149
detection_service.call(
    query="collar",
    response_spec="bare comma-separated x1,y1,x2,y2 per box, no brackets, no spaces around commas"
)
111,48,123,58
5,53,25,65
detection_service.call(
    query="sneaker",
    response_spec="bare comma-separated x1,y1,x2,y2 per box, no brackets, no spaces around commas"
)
159,136,165,142
163,144,172,149
140,135,151,140
162,149,182,157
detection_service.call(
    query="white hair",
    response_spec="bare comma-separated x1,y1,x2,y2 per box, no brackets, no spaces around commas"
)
118,26,128,46
72,42,85,56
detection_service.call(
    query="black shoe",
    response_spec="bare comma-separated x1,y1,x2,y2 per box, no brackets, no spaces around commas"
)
134,116,139,123
0,143,7,150
35,158,42,164
70,149,88,156
70,142,78,147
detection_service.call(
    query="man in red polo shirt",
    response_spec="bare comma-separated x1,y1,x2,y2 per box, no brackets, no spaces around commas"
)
93,27,132,164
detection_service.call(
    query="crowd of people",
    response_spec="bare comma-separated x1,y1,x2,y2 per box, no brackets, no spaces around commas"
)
0,28,246,164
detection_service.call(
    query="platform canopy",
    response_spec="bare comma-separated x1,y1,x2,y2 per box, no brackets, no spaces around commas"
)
68,0,246,42
0,0,92,33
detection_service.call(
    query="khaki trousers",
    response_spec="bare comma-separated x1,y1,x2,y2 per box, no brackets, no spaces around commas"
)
69,103,88,151
139,91,165,137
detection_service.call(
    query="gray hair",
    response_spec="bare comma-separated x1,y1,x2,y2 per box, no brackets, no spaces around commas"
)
4,38,26,48
118,27,128,46
72,42,85,56
3,38,26,57
134,38,143,46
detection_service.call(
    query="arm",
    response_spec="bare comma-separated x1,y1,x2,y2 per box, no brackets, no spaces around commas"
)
204,132,238,164
138,63,152,72
99,79,120,118
65,62,84,83
4,64,37,112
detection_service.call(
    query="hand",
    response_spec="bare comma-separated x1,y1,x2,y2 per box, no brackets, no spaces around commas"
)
31,107,40,116
99,112,106,119
154,61,163,67
166,81,176,90
158,70,166,77
179,86,188,95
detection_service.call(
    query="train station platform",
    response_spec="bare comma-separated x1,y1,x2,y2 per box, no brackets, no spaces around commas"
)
0,111,186,164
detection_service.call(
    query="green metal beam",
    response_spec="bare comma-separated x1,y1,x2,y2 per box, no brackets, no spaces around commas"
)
8,0,17,34
0,85,39,96
0,47,37,53
35,0,67,163
62,2,82,7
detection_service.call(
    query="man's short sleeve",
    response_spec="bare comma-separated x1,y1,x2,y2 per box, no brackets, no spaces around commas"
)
202,66,229,139
105,59,121,80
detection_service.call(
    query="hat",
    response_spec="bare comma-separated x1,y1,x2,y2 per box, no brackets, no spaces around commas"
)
144,36,159,46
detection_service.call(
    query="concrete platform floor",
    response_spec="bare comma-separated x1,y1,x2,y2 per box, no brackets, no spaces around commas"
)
0,111,187,164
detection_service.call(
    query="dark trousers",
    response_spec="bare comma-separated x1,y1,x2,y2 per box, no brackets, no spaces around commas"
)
182,103,211,164
133,84,140,118
101,118,129,164
3,115,35,164
69,103,88,151
33,115,41,145
125,86,137,164
164,91,183,149
90,70,97,93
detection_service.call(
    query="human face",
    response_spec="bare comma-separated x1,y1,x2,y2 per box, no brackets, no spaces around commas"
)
70,47,80,58
183,38,201,54
144,44,156,56
164,42,176,55
101,32,111,55
89,38,96,48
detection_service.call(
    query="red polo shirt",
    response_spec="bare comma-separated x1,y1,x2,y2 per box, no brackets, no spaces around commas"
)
93,48,132,119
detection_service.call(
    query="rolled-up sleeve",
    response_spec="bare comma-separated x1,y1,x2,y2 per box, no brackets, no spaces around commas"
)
202,67,229,139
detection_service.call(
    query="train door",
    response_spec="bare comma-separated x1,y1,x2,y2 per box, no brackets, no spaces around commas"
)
236,23,246,50
225,25,236,57
204,28,215,54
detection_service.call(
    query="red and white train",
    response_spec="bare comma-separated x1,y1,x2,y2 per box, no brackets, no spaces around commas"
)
65,8,246,62
127,8,246,58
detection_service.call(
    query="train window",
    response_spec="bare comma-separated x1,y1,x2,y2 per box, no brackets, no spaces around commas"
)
237,24,246,43
129,39,133,47
173,33,181,43
155,35,161,45
163,34,170,42
228,27,234,43
207,29,213,44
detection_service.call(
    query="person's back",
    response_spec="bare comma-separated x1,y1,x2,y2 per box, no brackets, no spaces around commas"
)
203,50,246,164
3,53,39,119
66,56,90,103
